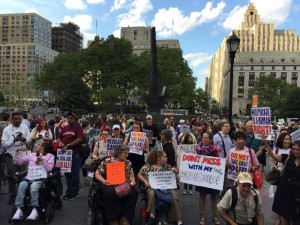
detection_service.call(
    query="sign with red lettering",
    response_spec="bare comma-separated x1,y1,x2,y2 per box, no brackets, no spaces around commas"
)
251,107,272,140
56,149,72,173
176,144,197,167
227,152,250,180
129,132,146,155
179,152,225,190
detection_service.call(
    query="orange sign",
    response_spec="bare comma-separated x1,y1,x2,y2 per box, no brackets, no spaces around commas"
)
106,162,126,185
252,95,258,107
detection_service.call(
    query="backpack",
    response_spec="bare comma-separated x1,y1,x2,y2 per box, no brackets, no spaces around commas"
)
227,187,258,224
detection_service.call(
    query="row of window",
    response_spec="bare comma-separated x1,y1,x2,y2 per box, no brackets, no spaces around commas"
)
240,65,297,71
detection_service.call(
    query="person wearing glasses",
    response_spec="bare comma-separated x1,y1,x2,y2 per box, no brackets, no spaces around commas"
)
92,129,111,159
57,112,84,201
265,139,300,225
217,172,264,225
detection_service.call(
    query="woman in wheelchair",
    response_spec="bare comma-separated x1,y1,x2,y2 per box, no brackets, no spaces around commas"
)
12,142,54,220
95,144,138,225
138,150,183,225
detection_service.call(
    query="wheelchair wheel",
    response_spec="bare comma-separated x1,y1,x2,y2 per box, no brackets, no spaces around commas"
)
87,207,101,225
44,200,55,224
8,206,17,223
55,198,63,210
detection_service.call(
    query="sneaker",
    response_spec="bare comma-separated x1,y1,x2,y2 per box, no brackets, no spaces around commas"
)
63,194,71,200
67,194,79,200
182,190,187,195
189,190,194,195
27,208,38,220
8,195,16,205
12,207,23,220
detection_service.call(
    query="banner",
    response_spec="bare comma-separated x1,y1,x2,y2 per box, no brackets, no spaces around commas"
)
227,151,250,180
176,144,197,167
106,138,123,151
179,125,190,133
251,107,272,139
106,162,125,185
27,166,47,180
129,132,146,155
290,129,300,142
56,149,72,173
148,171,177,189
179,153,225,190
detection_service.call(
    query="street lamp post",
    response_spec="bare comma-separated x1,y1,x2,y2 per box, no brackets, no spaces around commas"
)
226,32,240,127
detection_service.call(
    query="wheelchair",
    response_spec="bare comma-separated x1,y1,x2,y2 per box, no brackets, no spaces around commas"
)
8,166,63,224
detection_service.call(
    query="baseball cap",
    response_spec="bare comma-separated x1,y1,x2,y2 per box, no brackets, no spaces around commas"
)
179,119,185,124
237,172,253,185
67,112,77,119
112,124,120,130
146,115,152,119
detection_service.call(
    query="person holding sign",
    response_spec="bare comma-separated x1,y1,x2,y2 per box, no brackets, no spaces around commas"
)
95,145,137,225
124,121,149,189
92,129,110,160
138,150,183,225
12,142,54,220
196,132,222,225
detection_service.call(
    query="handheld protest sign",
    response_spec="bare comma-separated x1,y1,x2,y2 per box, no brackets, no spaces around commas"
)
227,152,251,180
106,138,123,156
179,125,190,133
148,171,177,189
106,162,126,185
129,132,146,155
27,166,47,180
56,149,73,173
251,107,272,140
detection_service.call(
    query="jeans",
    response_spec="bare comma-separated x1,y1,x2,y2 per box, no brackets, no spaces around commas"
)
65,154,81,197
15,180,42,207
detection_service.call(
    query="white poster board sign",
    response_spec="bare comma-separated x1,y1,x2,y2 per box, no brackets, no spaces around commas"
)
56,149,72,173
179,152,225,191
251,107,272,140
148,171,177,189
179,125,190,133
176,144,197,168
290,129,300,142
129,132,146,155
27,166,47,180
227,152,251,180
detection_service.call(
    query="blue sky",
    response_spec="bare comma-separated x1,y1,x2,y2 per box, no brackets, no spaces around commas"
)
0,0,300,89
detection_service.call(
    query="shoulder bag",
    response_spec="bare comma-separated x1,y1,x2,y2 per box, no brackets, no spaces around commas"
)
265,156,289,185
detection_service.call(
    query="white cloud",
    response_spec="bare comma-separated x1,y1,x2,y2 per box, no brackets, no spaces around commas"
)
111,0,127,12
184,53,213,67
112,29,121,38
151,1,226,38
64,0,86,10
63,14,93,32
221,0,292,30
87,0,105,4
24,8,39,14
83,32,97,48
116,0,153,27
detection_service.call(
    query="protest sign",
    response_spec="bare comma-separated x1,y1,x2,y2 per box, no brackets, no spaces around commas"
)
56,149,72,173
227,151,250,180
129,132,146,155
148,171,177,189
156,142,163,151
179,125,190,133
179,152,225,190
106,138,123,151
27,166,47,180
278,118,285,124
106,162,125,185
176,144,197,167
290,129,300,142
144,129,153,138
251,107,272,139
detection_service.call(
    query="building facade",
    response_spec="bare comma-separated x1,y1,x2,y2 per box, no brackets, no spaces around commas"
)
207,3,300,115
0,13,58,107
120,26,180,55
52,22,83,53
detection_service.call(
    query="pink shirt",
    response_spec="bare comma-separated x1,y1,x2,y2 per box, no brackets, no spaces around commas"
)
13,152,54,180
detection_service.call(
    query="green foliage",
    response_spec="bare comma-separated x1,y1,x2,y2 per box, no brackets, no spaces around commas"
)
0,92,4,104
280,86,300,118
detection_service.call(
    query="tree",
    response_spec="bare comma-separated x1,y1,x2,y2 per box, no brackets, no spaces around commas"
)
252,75,291,117
280,86,300,118
193,88,209,113
0,92,4,105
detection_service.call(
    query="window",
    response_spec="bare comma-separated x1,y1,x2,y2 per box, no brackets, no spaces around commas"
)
240,66,243,70
281,58,285,63
292,72,298,85
133,30,137,40
238,72,245,86
248,72,255,87
261,66,264,70
259,72,266,77
282,66,286,70
272,66,275,70
281,72,287,81
294,66,297,70
251,66,254,70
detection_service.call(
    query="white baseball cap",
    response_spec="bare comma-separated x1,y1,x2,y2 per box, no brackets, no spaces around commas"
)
112,124,121,130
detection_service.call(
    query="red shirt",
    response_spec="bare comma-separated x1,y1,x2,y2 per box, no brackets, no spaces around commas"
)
60,123,84,154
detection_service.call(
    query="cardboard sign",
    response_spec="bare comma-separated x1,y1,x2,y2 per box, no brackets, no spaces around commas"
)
106,138,123,151
56,149,72,173
27,166,47,180
227,152,251,180
176,144,197,167
179,125,190,133
148,171,177,189
179,153,225,190
290,129,300,142
106,162,126,185
251,107,272,140
129,132,146,155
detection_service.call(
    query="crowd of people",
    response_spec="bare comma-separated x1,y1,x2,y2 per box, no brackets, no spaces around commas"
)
0,111,299,225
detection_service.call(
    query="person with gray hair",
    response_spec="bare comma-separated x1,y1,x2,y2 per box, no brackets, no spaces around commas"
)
95,144,138,225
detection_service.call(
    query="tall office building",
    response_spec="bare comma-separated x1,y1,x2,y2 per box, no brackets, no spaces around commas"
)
207,3,300,115
0,13,58,106
120,26,180,55
52,22,83,53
